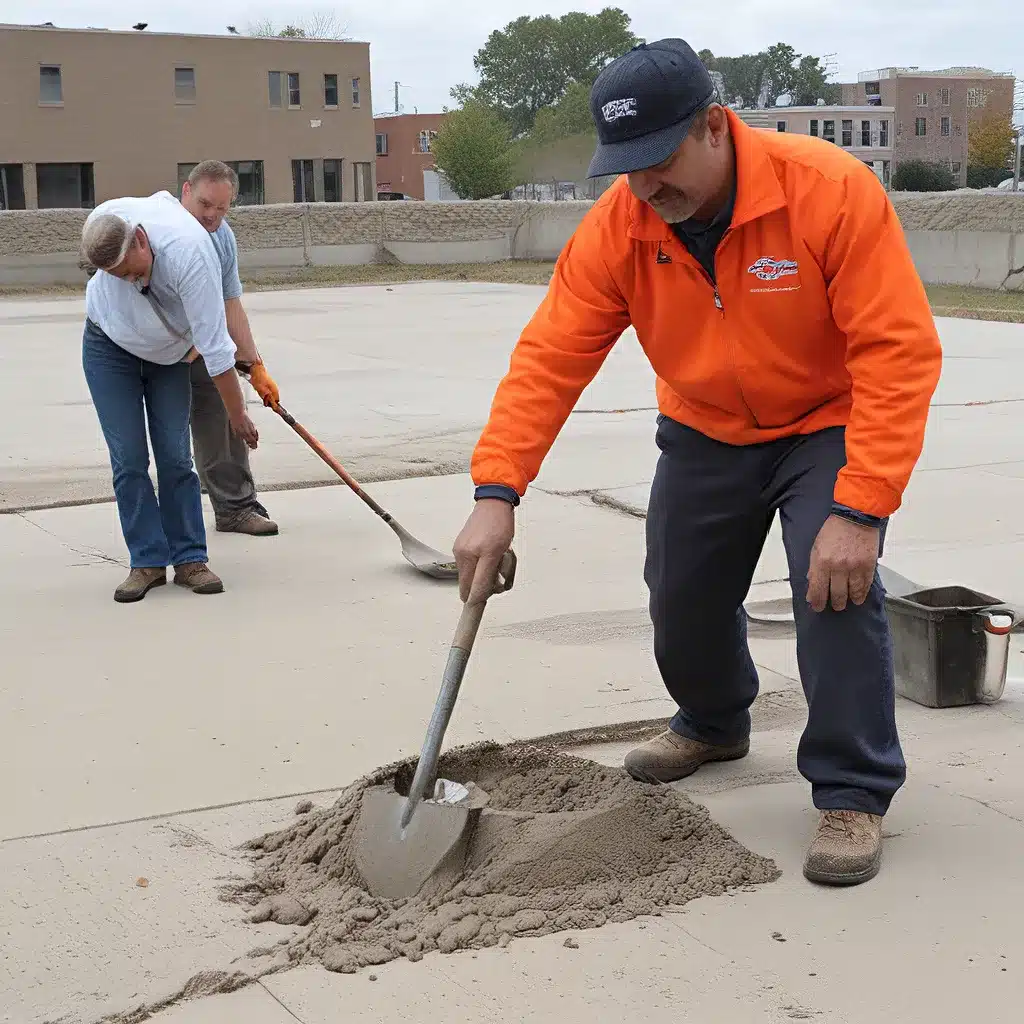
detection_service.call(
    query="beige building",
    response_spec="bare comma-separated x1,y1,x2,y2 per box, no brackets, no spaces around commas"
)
738,106,896,188
0,23,377,210
841,67,1015,186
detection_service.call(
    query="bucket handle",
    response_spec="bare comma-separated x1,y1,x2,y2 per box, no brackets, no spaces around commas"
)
972,606,1023,635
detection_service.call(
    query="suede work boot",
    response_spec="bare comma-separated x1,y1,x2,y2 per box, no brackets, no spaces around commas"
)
114,567,166,603
803,810,884,886
173,562,224,595
624,729,750,784
216,509,279,536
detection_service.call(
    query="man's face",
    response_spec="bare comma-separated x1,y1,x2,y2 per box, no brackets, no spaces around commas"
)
106,228,153,284
181,178,233,232
627,105,730,224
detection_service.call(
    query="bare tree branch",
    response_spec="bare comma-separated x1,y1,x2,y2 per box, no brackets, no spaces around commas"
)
246,9,350,40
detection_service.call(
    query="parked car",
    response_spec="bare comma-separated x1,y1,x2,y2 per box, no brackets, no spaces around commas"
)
377,191,415,201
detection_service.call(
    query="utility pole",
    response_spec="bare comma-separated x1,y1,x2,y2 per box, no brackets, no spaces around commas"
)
395,81,399,114
1014,127,1021,192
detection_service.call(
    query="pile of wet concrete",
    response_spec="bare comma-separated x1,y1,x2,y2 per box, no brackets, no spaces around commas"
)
241,741,780,974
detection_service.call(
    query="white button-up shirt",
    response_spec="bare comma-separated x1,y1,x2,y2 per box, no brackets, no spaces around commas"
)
84,191,237,377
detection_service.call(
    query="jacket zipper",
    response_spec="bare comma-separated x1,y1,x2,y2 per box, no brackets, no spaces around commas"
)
709,229,760,428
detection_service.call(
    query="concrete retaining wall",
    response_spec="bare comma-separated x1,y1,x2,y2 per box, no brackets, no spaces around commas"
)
0,201,592,286
1,193,1023,290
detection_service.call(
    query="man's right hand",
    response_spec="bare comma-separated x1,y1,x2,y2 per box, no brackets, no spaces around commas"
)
231,412,260,450
453,498,515,603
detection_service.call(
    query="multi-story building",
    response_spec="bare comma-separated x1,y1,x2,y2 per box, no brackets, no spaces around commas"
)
738,106,896,188
373,113,447,200
841,67,1015,186
0,23,377,210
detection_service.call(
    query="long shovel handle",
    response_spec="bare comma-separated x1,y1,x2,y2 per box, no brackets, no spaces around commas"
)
400,550,517,830
270,401,393,523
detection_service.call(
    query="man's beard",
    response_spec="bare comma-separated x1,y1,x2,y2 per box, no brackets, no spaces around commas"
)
648,187,698,224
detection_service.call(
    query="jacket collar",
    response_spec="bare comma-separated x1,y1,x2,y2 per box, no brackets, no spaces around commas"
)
627,107,788,242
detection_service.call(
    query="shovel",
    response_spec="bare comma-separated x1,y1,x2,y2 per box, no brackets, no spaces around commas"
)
245,382,459,580
352,550,517,900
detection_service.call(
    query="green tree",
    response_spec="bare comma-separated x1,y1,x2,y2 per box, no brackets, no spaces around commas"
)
431,101,517,200
528,81,593,146
701,43,838,107
454,8,641,137
968,113,1015,169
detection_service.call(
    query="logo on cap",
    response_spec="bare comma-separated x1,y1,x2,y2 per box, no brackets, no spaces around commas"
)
601,97,637,123
747,257,798,282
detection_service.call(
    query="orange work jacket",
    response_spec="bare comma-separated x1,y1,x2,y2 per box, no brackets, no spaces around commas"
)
471,108,943,519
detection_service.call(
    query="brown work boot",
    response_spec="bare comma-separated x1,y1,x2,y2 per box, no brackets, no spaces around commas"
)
216,509,279,536
114,567,166,603
173,562,224,595
624,728,750,784
803,809,884,886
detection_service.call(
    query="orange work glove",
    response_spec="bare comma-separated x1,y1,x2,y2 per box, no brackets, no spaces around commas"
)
247,362,280,408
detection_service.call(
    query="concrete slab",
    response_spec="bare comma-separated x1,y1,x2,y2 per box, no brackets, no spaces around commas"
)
149,987,296,1024
0,282,656,511
1,474,682,841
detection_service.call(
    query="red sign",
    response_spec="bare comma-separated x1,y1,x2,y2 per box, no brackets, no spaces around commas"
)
377,181,391,191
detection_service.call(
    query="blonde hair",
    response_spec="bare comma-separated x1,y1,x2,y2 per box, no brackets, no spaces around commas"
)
81,213,137,271
188,160,239,198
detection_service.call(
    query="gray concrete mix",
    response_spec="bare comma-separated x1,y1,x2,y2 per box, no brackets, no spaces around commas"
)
2,283,1024,1023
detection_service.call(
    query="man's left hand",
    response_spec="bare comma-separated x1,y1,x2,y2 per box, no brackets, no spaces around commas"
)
806,514,880,613
247,362,280,408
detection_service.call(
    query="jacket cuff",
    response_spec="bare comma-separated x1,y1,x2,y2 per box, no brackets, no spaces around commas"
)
474,484,520,507
831,502,886,529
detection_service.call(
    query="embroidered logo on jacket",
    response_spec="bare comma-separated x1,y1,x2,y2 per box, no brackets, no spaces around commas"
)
747,257,798,281
601,98,637,122
655,244,672,264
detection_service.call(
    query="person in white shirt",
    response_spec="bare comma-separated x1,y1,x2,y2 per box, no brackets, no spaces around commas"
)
80,191,259,603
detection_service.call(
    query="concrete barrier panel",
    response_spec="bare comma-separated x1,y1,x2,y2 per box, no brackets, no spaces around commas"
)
904,230,1014,289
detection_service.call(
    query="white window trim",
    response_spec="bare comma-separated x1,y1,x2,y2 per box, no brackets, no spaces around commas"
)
287,72,301,110
174,66,197,105
324,73,339,110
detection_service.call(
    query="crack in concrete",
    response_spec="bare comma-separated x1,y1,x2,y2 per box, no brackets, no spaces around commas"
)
14,511,127,567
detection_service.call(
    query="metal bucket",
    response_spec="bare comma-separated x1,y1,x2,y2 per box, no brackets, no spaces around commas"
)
884,585,1019,708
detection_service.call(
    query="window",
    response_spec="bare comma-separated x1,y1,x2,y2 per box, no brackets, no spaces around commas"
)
915,117,927,137
269,71,283,108
809,119,819,137
323,158,342,202
292,159,315,202
418,130,437,153
915,92,927,106
941,116,950,137
879,120,889,146
967,87,984,108
351,77,361,106
940,87,951,106
39,65,62,104
228,161,265,205
324,73,338,107
177,162,197,194
36,162,94,208
174,67,196,104
822,119,835,143
288,72,301,107
861,120,871,146
776,120,787,132
952,161,961,174
376,132,388,156
864,81,880,97
353,161,373,201
0,164,26,210
841,119,853,147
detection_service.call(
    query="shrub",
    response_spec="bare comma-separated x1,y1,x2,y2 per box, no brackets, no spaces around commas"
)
891,160,957,192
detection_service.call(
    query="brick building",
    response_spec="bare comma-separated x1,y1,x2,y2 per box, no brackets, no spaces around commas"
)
841,67,1015,186
0,22,377,210
738,106,896,188
373,113,447,200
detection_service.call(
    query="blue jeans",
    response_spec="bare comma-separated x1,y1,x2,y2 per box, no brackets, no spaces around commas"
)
82,320,207,568
644,417,906,817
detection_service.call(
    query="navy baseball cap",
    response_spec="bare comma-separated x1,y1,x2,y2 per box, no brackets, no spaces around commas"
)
587,39,718,178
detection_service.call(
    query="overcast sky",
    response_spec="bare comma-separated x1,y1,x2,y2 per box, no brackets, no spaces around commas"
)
9,1,1023,118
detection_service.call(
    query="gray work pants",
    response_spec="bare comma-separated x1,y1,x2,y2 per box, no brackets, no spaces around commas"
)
188,358,259,519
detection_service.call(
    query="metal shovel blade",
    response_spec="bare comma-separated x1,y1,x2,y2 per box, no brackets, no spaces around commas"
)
352,785,476,900
389,519,459,580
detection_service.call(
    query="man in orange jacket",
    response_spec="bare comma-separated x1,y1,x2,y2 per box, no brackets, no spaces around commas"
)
454,39,942,886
